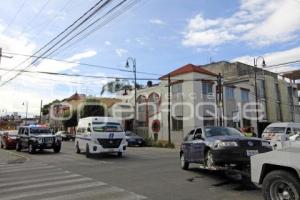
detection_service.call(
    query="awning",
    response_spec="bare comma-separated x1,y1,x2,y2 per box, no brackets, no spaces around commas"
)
281,69,300,80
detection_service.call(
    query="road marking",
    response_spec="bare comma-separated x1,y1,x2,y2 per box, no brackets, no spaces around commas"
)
0,161,147,200
0,170,71,183
0,174,81,187
1,181,107,200
0,177,93,193
0,165,56,173
0,149,31,161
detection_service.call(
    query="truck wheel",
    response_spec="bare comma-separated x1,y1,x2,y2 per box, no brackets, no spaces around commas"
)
76,142,81,154
205,150,215,169
28,143,36,154
263,170,300,200
53,145,61,153
16,142,22,151
117,152,123,157
86,144,91,158
180,153,189,170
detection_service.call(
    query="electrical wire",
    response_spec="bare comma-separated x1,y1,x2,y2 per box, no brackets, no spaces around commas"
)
2,51,162,76
2,0,26,34
0,0,107,78
0,0,111,86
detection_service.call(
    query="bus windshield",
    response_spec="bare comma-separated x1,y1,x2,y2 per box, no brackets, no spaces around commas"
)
93,122,123,132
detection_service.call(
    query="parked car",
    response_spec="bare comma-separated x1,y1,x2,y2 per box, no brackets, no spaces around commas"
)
180,126,272,170
125,131,145,147
0,130,17,149
16,125,62,154
262,122,300,141
251,143,300,200
56,131,74,141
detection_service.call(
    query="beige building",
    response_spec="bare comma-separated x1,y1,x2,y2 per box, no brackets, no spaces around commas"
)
204,61,299,135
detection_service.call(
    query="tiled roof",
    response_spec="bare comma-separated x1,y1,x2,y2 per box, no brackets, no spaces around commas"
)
159,64,218,79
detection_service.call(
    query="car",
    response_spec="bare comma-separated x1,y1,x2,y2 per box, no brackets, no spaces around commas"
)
16,125,62,154
56,131,74,141
75,117,127,158
180,126,272,171
0,130,17,149
251,143,300,200
125,131,145,147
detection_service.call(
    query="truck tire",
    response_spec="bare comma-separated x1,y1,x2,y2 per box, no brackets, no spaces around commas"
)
28,143,36,154
180,153,189,170
76,142,81,154
117,152,123,157
263,170,300,200
16,142,22,151
53,145,61,153
86,144,91,158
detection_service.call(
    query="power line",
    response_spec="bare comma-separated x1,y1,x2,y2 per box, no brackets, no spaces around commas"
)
0,0,111,86
2,0,26,34
20,0,52,34
50,0,140,57
2,51,162,76
43,0,136,58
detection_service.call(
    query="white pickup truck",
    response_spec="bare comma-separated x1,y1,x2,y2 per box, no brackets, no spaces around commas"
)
251,143,300,200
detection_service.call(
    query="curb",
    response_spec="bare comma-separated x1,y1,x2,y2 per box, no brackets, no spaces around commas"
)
0,149,30,164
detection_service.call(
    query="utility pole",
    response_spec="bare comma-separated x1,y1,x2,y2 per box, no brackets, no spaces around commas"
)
254,56,266,137
217,73,223,126
168,74,171,145
125,57,137,133
39,100,43,124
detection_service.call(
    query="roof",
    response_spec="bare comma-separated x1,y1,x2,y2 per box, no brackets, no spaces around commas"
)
159,64,218,80
65,93,86,101
281,69,300,80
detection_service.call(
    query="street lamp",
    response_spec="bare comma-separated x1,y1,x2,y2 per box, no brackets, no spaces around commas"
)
22,101,29,126
254,56,266,137
125,57,137,132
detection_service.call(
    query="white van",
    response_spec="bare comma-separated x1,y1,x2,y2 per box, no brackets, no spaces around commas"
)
262,122,300,142
75,117,127,157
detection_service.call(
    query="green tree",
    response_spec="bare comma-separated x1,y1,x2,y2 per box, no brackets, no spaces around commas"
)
100,79,144,95
80,99,105,118
62,110,78,129
42,99,60,115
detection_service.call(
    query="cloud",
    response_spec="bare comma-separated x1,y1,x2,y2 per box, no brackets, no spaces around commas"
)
0,21,103,115
182,0,300,47
105,41,111,46
149,19,166,25
115,48,128,57
232,46,300,73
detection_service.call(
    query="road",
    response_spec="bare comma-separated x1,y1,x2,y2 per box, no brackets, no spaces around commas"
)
0,142,263,200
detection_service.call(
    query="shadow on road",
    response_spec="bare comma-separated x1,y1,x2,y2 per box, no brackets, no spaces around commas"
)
187,167,258,192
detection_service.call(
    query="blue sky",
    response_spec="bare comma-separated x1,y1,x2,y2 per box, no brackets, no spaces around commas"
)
0,0,300,115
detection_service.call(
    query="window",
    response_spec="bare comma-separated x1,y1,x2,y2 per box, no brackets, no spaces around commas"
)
202,82,213,95
275,84,280,101
276,103,282,121
172,116,183,131
148,93,160,116
137,96,147,127
184,130,195,141
258,80,265,98
225,87,235,100
241,89,249,102
194,128,203,140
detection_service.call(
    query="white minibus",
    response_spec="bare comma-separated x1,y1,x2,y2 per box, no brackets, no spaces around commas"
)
75,117,127,157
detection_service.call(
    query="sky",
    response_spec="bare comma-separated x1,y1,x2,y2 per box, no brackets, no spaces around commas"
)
0,0,300,116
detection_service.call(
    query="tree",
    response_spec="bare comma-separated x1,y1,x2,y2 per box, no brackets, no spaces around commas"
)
62,110,78,129
42,99,60,115
101,78,131,95
80,99,105,118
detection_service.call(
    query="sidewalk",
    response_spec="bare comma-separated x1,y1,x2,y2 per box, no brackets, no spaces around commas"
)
0,149,28,164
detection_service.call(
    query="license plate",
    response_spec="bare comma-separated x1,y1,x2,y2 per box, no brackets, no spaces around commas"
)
246,150,259,156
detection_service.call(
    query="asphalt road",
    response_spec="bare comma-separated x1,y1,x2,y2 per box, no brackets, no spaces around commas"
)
0,142,264,200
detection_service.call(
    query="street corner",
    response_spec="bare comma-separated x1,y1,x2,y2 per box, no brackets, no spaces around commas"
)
0,149,29,164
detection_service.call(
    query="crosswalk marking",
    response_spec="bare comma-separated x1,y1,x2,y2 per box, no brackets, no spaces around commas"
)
0,161,147,200
0,174,81,187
